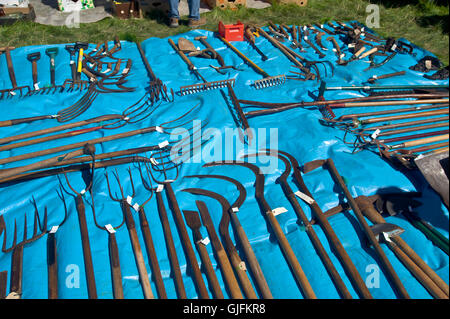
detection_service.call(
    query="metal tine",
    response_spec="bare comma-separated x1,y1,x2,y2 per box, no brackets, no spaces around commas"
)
104,167,155,299
1,200,48,253
57,84,99,123
148,119,211,172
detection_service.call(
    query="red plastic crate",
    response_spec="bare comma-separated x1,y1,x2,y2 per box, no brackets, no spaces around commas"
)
218,21,244,41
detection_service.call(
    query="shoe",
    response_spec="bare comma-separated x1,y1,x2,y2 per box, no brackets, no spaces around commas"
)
188,17,206,28
169,18,179,28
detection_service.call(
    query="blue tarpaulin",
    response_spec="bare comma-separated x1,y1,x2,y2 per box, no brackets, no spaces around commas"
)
0,22,448,299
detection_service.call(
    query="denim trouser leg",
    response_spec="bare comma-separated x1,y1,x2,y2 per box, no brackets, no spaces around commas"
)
188,0,200,20
168,0,180,18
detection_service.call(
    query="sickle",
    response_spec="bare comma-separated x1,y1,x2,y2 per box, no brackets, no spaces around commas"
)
203,161,317,299
185,174,273,299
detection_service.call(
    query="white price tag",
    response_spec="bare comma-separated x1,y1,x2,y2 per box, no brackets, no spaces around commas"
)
156,184,164,192
158,140,169,148
231,207,239,213
294,191,315,205
272,207,288,216
371,129,381,140
126,195,133,205
155,126,164,133
80,189,86,195
133,203,140,212
200,237,210,246
49,226,59,234
105,224,116,234
34,83,40,90
122,68,130,75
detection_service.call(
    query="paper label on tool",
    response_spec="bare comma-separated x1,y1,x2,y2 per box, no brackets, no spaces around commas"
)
158,140,169,148
200,237,210,246
156,184,164,192
155,126,164,133
231,207,239,213
34,83,40,90
133,203,140,212
105,224,116,234
9,91,16,96
381,232,392,243
70,60,75,65
126,195,133,205
80,189,86,196
49,226,59,234
102,68,111,74
348,43,355,48
272,207,288,216
371,129,381,139
294,191,315,204
122,68,129,75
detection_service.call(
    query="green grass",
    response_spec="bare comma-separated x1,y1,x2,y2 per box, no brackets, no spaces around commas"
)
0,0,448,64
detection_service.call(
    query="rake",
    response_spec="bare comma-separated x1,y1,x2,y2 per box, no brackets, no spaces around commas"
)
168,38,236,96
0,47,31,99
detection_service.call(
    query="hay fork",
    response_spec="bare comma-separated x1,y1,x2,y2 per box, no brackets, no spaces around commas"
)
90,187,126,299
147,151,210,299
0,198,48,298
105,168,155,299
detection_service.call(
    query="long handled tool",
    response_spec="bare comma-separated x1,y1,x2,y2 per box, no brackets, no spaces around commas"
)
183,188,256,299
168,38,235,95
219,36,286,89
1,201,48,299
105,168,155,299
305,158,411,298
46,188,69,299
147,153,210,299
90,189,125,299
244,27,268,61
184,174,273,299
136,164,168,299
45,47,59,92
204,161,317,299
0,47,30,98
355,195,449,298
183,209,225,299
154,185,187,299
61,150,98,299
246,150,353,299
283,151,373,299
27,52,41,93
0,271,6,299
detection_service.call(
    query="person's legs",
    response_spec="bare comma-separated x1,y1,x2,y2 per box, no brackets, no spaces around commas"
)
187,0,200,20
168,0,180,19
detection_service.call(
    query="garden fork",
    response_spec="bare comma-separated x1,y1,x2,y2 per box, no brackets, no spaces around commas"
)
105,168,155,299
0,198,48,298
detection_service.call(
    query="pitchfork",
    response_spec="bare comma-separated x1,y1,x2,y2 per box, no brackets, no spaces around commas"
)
90,187,126,299
0,198,48,299
105,168,155,299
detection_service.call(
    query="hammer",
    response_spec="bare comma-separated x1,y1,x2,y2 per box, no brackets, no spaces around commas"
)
74,42,89,81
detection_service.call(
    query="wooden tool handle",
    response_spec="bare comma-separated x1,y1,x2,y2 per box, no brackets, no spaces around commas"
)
359,47,378,59
108,232,124,299
47,234,58,299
